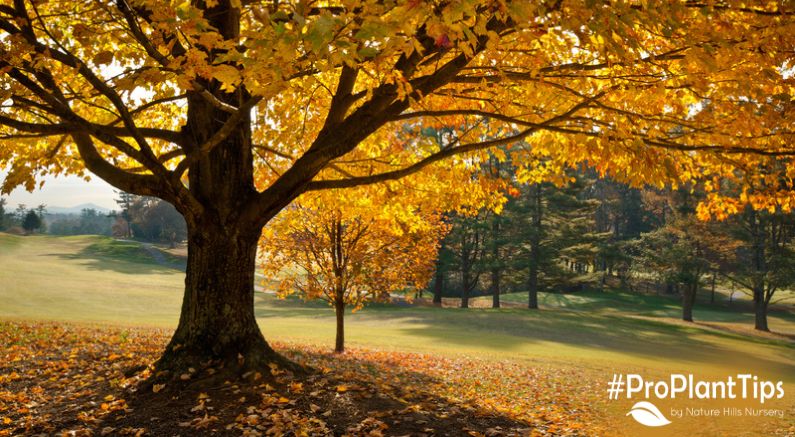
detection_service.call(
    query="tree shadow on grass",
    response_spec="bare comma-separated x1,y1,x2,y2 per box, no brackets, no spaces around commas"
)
112,347,542,436
47,240,185,274
1,321,543,436
254,293,795,378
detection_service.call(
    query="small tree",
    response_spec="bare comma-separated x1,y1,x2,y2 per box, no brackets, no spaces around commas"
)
21,210,42,234
443,212,488,308
111,216,131,239
114,191,136,239
631,215,733,322
14,204,26,223
261,189,445,353
35,204,47,233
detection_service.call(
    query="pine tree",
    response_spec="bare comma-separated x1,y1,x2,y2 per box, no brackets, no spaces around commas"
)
114,191,137,238
22,210,42,235
724,208,795,331
505,171,607,307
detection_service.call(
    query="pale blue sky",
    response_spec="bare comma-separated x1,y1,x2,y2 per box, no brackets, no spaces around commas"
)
1,169,118,210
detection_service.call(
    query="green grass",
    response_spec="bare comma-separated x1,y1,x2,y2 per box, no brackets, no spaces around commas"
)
495,289,795,327
0,234,184,325
1,232,794,384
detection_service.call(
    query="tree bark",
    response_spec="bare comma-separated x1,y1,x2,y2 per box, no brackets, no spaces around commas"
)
491,218,501,308
710,272,716,304
156,225,291,380
753,287,769,332
335,299,345,353
681,282,696,322
528,183,541,309
432,240,445,307
528,266,538,309
461,265,471,308
432,267,444,306
491,267,501,308
154,51,294,379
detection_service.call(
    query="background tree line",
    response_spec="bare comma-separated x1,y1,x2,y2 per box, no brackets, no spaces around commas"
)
430,154,795,332
0,192,186,245
113,192,187,246
0,201,47,235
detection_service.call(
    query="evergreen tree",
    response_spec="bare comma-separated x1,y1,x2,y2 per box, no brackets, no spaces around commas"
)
22,209,42,234
506,171,607,307
430,227,454,307
724,208,795,331
114,191,137,238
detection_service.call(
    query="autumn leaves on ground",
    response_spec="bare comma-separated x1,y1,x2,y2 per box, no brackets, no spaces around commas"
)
0,322,602,436
1,234,794,436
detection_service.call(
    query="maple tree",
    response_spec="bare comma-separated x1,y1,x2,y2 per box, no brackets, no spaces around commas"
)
260,186,447,353
1,0,793,377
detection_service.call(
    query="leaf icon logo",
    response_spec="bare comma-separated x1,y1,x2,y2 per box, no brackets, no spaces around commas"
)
626,401,672,427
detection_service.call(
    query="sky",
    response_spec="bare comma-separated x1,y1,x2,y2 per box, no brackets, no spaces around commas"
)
0,169,118,210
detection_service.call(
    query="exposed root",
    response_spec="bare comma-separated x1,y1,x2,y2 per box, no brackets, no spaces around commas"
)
138,341,310,392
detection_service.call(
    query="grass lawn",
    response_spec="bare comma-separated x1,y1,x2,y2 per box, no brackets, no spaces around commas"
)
1,233,794,435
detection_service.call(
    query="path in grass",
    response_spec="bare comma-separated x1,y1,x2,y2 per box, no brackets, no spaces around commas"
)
1,233,794,435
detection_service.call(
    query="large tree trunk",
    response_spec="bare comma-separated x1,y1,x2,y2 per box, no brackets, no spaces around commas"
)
335,299,345,353
152,23,295,379
753,287,769,332
156,225,289,380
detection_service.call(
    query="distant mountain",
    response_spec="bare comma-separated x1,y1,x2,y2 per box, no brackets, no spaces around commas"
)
45,203,113,215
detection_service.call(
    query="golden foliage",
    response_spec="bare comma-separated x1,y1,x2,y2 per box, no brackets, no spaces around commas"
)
0,1,793,217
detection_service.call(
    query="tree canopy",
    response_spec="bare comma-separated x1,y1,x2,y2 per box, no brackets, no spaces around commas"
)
1,1,793,214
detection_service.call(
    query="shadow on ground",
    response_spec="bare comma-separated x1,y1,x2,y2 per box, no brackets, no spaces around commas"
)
0,321,541,436
48,240,186,274
254,293,795,378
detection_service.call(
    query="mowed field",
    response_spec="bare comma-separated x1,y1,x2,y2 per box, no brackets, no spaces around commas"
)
1,233,794,436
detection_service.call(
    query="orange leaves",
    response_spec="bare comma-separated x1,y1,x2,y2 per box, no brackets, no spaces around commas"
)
259,185,450,326
0,0,794,224
0,322,161,436
0,321,609,436
179,412,219,430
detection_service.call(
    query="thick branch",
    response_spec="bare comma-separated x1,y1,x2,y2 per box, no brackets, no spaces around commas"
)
305,129,536,191
71,132,163,197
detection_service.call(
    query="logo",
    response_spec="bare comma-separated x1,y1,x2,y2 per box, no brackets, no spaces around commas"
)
608,373,787,427
626,401,672,427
